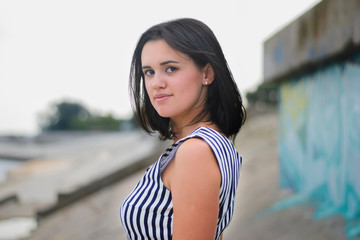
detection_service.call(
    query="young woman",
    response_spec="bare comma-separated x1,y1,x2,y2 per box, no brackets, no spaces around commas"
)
120,18,246,240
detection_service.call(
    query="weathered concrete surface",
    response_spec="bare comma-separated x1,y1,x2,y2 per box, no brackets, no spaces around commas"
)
0,131,165,223
264,0,360,82
22,111,354,240
225,110,352,240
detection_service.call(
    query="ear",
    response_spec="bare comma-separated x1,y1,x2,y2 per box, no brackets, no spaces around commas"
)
202,63,215,85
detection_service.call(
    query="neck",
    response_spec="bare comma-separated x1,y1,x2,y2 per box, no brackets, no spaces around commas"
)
171,119,217,142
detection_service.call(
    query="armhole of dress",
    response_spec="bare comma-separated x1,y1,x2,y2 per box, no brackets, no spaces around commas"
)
159,135,219,174
159,144,181,174
159,135,204,174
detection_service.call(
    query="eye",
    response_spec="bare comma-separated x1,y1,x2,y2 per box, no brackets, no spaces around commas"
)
144,69,154,76
166,66,177,73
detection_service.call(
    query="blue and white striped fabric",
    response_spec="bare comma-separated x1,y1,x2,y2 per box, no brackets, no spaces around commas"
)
120,127,242,240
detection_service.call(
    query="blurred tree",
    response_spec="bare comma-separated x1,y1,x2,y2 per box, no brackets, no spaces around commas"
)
246,83,278,110
39,100,138,131
71,113,122,130
42,101,90,130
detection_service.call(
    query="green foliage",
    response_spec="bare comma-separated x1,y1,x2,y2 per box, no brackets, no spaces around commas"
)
42,101,90,131
39,100,138,131
246,83,278,109
71,113,123,131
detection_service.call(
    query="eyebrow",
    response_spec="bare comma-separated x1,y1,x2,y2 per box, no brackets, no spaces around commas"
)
142,60,179,69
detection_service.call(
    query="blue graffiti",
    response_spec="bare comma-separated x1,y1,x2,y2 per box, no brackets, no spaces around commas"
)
275,55,360,238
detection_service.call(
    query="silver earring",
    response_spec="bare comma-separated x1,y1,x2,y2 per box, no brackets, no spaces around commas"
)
205,81,208,85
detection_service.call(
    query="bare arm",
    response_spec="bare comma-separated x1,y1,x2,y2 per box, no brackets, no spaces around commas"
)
163,138,221,240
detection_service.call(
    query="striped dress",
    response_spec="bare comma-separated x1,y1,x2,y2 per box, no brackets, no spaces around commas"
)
120,127,242,240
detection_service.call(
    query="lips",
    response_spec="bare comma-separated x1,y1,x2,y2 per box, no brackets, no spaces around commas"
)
154,93,172,102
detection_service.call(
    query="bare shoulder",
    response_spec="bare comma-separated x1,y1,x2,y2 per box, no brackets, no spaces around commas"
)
178,137,211,151
170,137,221,239
173,137,220,186
176,137,215,164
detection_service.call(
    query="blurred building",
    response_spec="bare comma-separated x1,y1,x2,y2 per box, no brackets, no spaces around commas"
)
264,0,360,238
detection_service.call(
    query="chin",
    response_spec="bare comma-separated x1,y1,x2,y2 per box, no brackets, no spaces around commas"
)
157,112,172,118
154,107,175,118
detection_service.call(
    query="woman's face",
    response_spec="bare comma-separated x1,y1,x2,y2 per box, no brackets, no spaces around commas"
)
141,40,208,123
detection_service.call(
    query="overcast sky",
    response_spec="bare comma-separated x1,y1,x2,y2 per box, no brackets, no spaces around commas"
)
0,0,320,135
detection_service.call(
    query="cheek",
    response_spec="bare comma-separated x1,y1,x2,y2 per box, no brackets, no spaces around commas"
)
178,84,202,103
180,71,202,89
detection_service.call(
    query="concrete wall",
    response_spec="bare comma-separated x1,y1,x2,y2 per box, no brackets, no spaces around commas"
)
263,0,360,238
278,56,360,238
264,0,360,83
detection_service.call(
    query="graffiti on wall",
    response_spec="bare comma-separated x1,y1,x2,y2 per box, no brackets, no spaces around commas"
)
277,55,360,238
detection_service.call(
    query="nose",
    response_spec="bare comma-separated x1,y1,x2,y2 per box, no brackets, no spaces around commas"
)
152,73,166,89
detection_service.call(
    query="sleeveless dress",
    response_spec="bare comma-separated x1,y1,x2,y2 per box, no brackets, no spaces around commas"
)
120,127,242,240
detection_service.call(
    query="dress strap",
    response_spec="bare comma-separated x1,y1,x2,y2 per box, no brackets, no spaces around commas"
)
159,128,206,173
159,141,181,173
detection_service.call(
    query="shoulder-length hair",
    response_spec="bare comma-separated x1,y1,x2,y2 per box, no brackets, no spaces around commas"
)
129,18,246,140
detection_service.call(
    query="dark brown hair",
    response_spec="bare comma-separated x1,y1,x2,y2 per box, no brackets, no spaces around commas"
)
129,18,246,140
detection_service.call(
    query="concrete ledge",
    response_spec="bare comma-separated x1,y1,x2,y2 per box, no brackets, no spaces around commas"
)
0,195,18,206
264,0,360,82
36,140,167,220
0,131,168,222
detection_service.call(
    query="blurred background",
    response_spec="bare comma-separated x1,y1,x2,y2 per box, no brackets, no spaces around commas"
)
0,0,320,136
1,0,360,239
